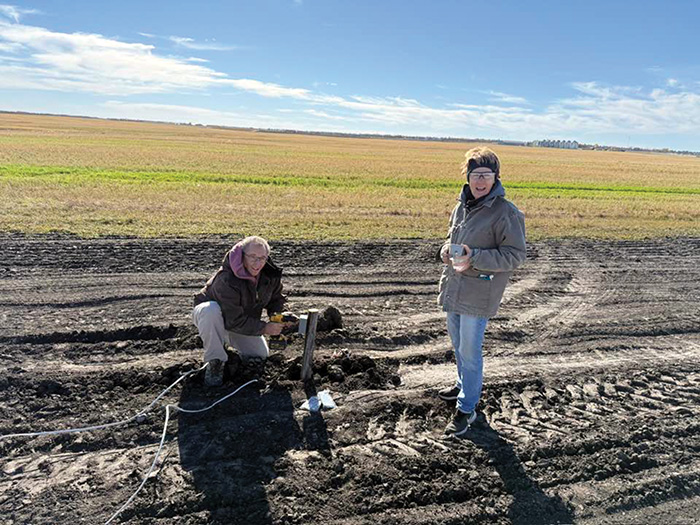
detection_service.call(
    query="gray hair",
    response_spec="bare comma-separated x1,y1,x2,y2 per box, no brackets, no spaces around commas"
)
461,146,501,179
240,235,270,255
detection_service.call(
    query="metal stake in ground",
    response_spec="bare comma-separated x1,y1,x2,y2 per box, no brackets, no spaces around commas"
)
301,309,319,382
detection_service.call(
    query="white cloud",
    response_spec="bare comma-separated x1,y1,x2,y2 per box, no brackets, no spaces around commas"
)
169,36,235,51
0,39,20,52
299,82,700,139
552,82,700,135
0,5,39,23
145,80,700,139
487,91,529,105
224,78,314,99
0,19,698,142
103,100,239,121
667,78,679,87
349,95,422,107
304,109,352,121
450,103,533,114
571,81,617,99
99,100,333,130
0,21,228,94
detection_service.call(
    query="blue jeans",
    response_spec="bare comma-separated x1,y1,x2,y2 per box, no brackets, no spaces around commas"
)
446,312,488,413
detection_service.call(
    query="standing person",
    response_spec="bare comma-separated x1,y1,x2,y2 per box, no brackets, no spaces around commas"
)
438,147,526,437
193,236,287,387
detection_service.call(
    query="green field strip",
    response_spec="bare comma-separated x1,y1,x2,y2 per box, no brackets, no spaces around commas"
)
506,181,700,195
2,164,699,196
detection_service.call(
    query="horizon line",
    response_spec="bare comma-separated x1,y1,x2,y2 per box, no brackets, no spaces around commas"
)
1,109,698,157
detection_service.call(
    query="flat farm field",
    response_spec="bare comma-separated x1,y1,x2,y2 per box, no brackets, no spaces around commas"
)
2,113,700,525
1,112,699,239
2,236,700,524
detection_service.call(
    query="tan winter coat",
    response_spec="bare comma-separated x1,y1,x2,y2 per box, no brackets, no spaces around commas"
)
438,181,526,318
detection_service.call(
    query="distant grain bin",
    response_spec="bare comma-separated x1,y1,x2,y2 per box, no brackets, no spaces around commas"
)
530,139,579,149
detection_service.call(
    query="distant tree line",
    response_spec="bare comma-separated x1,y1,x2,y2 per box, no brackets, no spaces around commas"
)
2,110,698,157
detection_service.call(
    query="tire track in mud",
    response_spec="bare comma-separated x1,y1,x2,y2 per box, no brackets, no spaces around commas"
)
2,235,700,524
398,342,700,389
293,239,700,524
0,272,203,338
305,364,700,524
0,349,195,373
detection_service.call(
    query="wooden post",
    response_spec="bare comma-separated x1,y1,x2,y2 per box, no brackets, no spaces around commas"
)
301,309,319,382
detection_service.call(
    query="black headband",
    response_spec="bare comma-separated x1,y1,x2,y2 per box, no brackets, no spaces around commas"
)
466,158,499,177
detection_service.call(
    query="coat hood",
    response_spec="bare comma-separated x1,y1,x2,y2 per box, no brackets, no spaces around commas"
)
224,241,282,283
459,179,505,207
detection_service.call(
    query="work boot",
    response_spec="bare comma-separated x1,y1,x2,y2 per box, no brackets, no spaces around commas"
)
225,350,242,379
204,359,224,387
438,385,460,401
444,409,477,437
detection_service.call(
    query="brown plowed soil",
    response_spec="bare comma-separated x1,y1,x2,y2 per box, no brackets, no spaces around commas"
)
1,234,700,524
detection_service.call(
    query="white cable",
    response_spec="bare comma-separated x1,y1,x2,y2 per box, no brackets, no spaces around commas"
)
173,379,259,414
103,379,258,525
1,361,258,525
104,404,173,525
0,363,207,441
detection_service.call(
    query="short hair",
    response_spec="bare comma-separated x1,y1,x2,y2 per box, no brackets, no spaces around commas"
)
460,147,501,179
240,236,270,255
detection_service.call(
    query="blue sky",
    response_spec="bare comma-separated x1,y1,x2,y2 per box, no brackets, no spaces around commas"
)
1,1,698,150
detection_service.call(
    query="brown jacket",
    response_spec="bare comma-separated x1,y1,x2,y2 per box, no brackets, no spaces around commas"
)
438,181,526,318
193,250,286,335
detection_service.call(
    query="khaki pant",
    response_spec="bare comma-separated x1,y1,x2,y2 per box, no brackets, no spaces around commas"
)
192,301,269,364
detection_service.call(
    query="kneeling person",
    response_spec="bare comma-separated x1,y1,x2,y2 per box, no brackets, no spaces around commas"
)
192,236,286,386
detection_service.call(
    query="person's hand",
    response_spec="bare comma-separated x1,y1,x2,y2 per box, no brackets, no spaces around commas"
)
263,322,284,336
452,254,471,273
440,243,451,264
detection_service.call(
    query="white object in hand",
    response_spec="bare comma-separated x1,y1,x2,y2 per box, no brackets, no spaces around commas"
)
449,244,465,258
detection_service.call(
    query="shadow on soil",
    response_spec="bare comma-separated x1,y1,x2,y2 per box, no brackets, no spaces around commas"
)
177,377,330,525
467,418,574,524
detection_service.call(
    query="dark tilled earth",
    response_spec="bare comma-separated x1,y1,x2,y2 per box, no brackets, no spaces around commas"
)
1,234,699,524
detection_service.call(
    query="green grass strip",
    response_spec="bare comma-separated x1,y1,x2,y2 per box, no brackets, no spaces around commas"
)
2,164,699,195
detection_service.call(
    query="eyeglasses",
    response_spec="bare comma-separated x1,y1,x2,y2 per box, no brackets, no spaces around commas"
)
244,253,268,264
469,172,496,181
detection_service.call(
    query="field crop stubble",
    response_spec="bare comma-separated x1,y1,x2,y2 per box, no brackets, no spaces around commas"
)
1,113,699,239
